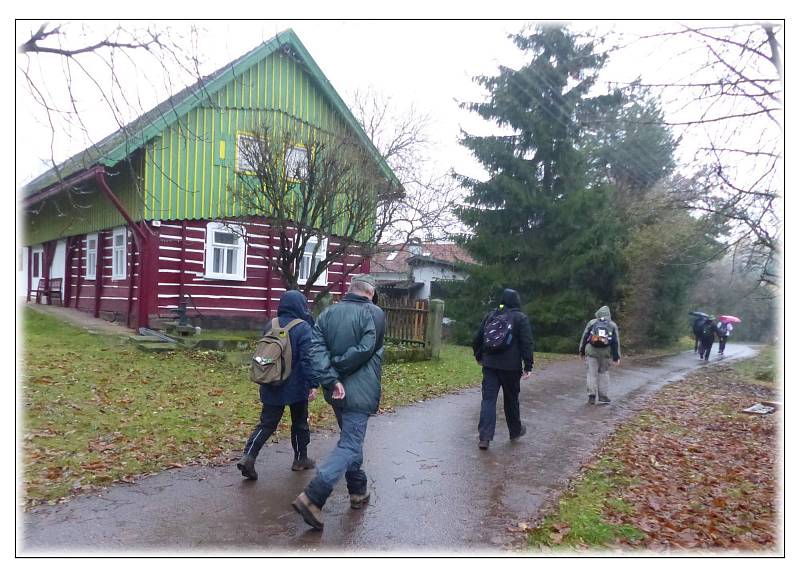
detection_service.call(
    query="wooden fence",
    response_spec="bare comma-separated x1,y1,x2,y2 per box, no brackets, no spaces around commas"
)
382,298,429,346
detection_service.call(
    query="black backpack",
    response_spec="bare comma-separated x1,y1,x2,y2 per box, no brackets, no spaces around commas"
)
589,319,613,348
483,310,514,353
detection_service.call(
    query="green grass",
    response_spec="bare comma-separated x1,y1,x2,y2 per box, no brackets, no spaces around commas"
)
734,345,777,384
526,457,645,548
21,307,564,506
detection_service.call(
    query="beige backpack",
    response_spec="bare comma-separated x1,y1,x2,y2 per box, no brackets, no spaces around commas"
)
249,318,304,385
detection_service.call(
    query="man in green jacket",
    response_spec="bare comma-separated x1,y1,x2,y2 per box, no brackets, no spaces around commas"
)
578,305,621,405
292,274,385,530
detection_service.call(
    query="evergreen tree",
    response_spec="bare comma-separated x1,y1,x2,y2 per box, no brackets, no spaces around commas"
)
454,26,628,352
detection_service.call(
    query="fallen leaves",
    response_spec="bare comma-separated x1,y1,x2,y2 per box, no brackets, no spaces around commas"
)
525,360,778,552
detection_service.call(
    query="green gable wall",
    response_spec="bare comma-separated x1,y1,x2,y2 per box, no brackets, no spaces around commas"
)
142,51,342,222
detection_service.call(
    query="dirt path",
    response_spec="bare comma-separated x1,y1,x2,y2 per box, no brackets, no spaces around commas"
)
20,344,756,554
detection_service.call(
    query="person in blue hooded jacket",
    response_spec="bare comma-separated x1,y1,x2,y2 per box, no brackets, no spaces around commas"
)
236,290,317,480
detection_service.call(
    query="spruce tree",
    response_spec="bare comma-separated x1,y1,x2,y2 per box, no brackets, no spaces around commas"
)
455,26,627,351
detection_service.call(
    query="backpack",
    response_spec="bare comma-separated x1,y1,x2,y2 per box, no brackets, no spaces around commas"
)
483,310,514,353
249,318,305,385
589,318,613,348
700,319,716,340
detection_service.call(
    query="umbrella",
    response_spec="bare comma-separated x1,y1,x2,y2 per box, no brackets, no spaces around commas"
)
719,315,741,324
689,311,710,318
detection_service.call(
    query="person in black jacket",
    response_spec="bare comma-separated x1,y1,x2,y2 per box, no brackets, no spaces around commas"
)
236,290,317,480
472,289,534,450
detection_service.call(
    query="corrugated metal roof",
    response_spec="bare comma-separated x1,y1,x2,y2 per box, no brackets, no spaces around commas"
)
22,28,401,197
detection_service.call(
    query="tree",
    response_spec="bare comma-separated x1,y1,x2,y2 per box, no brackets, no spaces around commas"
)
621,22,783,287
348,89,464,245
454,26,633,351
229,124,401,295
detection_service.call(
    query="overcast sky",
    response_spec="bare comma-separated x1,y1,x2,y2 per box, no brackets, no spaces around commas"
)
16,19,767,188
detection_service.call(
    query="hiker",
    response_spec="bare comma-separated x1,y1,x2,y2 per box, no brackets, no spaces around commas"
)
236,290,317,480
692,315,706,353
291,274,385,530
716,320,733,355
578,305,621,405
472,288,534,450
698,317,716,362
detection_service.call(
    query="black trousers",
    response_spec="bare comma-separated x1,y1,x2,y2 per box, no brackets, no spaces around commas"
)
478,367,523,442
718,336,728,354
243,400,310,460
699,338,714,361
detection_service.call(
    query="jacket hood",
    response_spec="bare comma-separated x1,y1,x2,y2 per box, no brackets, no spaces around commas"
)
277,290,312,323
500,288,521,310
595,305,611,320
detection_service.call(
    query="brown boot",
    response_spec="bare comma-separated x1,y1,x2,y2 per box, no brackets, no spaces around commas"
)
350,491,371,509
292,492,324,530
291,456,316,471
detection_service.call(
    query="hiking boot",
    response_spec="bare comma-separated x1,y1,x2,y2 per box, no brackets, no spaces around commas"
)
291,457,316,471
478,440,490,450
588,394,596,405
292,492,324,530
236,454,258,480
511,424,527,441
597,396,611,405
350,491,371,509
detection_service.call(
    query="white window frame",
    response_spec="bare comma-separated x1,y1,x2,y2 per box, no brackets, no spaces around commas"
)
298,236,328,286
85,233,98,280
204,222,247,281
111,227,127,280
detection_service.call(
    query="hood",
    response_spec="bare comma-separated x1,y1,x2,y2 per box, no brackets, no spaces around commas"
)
595,305,611,320
499,288,521,310
277,290,313,323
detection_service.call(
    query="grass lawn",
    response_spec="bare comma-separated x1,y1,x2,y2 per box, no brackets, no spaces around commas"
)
20,307,564,507
524,346,779,552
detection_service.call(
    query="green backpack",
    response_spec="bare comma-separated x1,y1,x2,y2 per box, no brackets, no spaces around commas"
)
249,318,304,385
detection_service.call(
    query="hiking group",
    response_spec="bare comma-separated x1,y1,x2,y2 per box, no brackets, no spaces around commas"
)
236,280,622,531
691,312,737,362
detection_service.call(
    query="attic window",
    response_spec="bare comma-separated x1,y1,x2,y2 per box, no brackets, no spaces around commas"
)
386,251,398,261
236,134,263,173
285,146,308,181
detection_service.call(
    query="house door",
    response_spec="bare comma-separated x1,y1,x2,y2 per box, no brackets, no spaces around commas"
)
30,245,44,299
50,239,67,302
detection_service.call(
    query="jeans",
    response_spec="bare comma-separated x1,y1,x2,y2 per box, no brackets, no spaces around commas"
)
586,355,610,399
243,400,310,460
478,367,523,442
304,407,369,508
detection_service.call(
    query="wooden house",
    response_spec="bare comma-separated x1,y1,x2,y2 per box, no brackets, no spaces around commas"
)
19,29,398,329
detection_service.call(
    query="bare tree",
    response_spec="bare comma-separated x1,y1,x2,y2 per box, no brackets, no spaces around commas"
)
17,21,206,203
618,22,783,286
229,124,402,295
349,89,464,247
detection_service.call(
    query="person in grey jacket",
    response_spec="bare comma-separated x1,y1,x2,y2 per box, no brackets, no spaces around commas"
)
578,305,621,405
291,274,385,530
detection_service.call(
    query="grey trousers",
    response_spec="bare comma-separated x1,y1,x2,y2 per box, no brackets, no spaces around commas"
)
586,355,610,399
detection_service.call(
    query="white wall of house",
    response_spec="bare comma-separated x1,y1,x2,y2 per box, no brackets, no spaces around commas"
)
411,263,468,299
50,239,67,301
17,247,28,299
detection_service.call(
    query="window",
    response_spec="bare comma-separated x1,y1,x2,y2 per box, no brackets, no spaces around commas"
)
285,146,308,181
85,233,98,280
205,222,246,280
31,247,43,278
111,227,127,280
236,134,261,173
298,237,328,285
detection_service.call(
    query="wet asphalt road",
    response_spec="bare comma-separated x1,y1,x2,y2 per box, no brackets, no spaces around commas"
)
21,344,756,554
